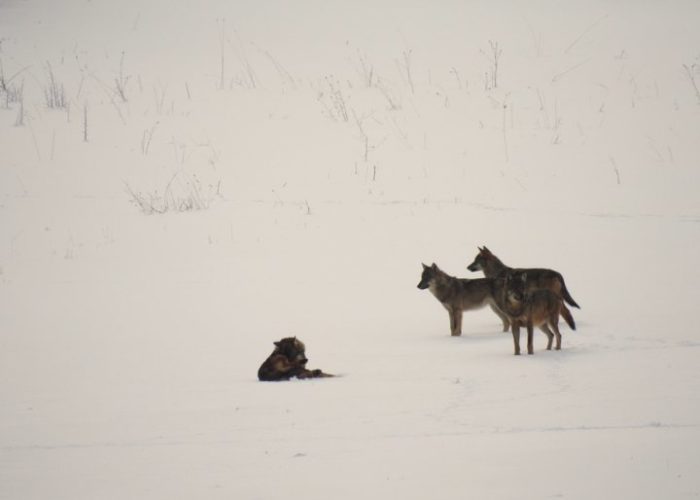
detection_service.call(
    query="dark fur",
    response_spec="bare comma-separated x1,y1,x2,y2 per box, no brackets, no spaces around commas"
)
495,273,576,355
257,337,333,381
467,246,579,333
467,246,580,309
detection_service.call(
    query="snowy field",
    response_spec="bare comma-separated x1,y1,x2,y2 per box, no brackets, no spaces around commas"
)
1,1,700,498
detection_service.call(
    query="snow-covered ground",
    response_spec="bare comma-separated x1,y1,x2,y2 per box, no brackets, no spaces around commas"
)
1,1,700,498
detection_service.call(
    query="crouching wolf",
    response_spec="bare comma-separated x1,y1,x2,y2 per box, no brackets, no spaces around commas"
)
467,246,579,330
258,337,334,381
417,263,510,336
497,273,576,355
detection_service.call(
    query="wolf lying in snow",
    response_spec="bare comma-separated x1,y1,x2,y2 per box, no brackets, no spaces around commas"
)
258,337,334,381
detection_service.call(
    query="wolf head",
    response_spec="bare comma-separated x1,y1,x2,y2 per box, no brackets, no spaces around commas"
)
466,246,493,272
273,337,308,365
417,263,439,289
505,272,528,303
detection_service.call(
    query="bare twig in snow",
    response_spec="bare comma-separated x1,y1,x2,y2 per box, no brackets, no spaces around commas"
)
502,99,509,161
564,15,607,54
450,67,464,90
609,156,621,185
683,63,700,104
114,51,130,102
482,40,502,90
318,76,349,122
83,103,88,142
44,62,67,109
551,99,561,144
141,122,158,154
218,18,226,90
354,49,374,87
14,96,24,126
260,47,296,88
352,109,370,162
376,78,400,110
231,27,259,89
396,49,415,94
552,59,591,83
88,73,127,124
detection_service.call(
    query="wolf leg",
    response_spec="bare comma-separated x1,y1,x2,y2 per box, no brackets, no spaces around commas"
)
540,324,554,350
550,316,563,350
490,303,510,332
511,323,521,355
526,322,534,355
450,309,463,336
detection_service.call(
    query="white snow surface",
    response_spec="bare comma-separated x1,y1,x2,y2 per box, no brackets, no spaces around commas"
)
1,1,700,498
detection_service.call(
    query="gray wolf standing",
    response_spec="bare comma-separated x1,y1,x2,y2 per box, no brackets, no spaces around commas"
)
417,263,509,336
496,273,576,355
467,246,579,328
258,337,334,381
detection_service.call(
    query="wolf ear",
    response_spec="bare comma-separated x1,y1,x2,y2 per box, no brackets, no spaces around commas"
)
431,263,437,269
422,263,429,270
274,340,281,347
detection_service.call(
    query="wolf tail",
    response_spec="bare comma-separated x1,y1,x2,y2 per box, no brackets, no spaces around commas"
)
560,279,580,309
560,304,577,331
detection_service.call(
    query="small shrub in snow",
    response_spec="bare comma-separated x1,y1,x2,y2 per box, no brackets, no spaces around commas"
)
1,62,25,111
124,174,221,215
44,63,67,110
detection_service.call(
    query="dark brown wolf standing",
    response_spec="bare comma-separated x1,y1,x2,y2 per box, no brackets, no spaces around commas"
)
417,263,510,336
467,246,579,329
496,273,576,355
258,337,334,381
